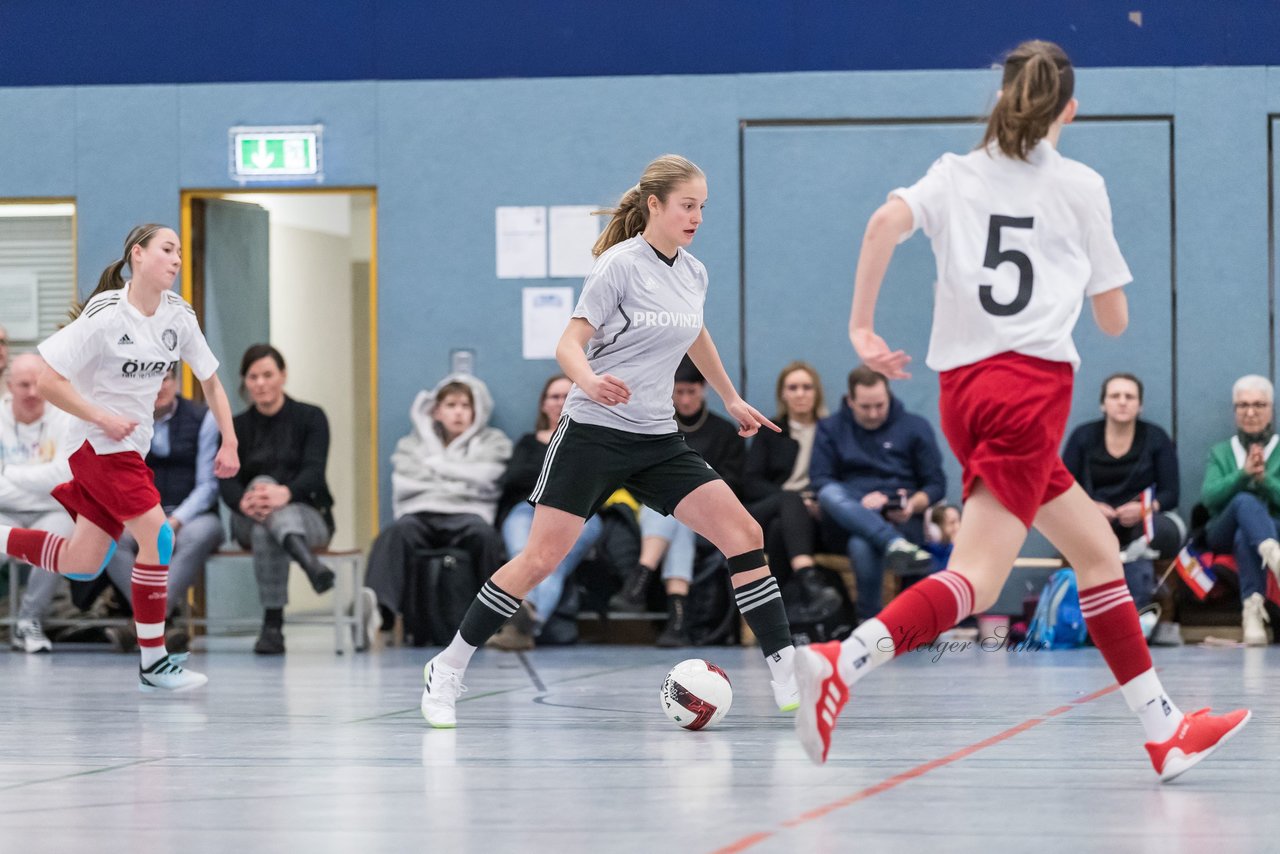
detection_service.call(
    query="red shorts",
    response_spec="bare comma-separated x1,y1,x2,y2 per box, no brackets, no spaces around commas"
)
938,352,1076,529
51,441,161,540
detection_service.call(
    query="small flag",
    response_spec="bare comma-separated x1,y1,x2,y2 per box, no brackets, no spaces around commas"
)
1139,486,1156,542
1173,546,1216,600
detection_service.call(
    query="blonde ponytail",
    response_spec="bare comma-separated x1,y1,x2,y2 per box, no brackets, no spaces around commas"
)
591,155,705,257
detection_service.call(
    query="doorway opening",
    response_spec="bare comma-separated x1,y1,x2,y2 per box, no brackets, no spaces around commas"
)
180,189,378,561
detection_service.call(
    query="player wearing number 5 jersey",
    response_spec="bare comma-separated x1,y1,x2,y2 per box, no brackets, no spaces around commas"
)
795,40,1249,780
0,224,240,692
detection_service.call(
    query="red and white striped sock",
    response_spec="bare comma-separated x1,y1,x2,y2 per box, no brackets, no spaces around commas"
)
132,562,169,668
0,526,65,573
838,570,975,684
1080,578,1182,742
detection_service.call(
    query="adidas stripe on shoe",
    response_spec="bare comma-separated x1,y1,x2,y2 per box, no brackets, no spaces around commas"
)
793,641,849,764
139,653,208,693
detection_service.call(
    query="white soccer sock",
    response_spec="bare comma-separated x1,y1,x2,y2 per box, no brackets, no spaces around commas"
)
766,645,795,683
1121,668,1184,743
437,632,478,671
838,618,895,685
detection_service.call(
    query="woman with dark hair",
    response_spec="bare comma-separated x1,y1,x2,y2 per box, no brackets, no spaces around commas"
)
1062,372,1184,611
219,343,335,655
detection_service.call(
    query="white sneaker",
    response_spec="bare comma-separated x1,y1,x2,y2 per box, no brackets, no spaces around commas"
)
422,656,466,728
771,674,800,712
884,538,933,573
1242,593,1271,646
1259,539,1280,585
139,653,208,693
1137,604,1161,642
357,586,381,651
11,618,52,654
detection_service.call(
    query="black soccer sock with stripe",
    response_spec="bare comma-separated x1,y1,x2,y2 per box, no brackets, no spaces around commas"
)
459,580,522,648
734,575,793,659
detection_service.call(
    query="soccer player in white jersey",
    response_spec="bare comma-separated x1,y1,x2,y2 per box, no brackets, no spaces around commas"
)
0,223,240,692
794,41,1249,780
422,155,799,727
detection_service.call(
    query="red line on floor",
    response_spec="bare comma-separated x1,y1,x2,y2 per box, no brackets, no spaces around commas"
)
709,682,1120,854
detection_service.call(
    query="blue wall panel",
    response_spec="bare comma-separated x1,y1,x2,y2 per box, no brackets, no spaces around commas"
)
0,65,1275,526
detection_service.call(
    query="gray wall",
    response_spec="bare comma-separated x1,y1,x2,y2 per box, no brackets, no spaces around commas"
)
1,67,1277,526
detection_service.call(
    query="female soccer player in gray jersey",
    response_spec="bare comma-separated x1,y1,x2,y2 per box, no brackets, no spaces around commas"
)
421,154,799,727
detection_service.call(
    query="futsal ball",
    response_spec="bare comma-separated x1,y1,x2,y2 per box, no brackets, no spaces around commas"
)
659,658,733,730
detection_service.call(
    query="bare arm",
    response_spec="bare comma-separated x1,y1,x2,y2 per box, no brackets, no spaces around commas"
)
37,365,137,441
555,317,631,406
849,197,915,377
1091,289,1128,336
198,372,241,478
687,327,779,437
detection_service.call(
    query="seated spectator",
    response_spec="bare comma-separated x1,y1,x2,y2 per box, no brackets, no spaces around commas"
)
487,375,604,650
610,357,744,646
104,367,225,653
925,503,960,570
742,360,841,612
1062,372,1184,610
1202,374,1280,645
365,373,511,639
812,365,944,622
219,344,336,655
2,354,76,653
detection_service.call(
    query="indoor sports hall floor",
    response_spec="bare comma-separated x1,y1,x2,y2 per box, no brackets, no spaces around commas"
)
1,630,1275,853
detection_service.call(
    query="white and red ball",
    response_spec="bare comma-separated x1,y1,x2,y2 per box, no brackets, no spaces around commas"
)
659,658,733,730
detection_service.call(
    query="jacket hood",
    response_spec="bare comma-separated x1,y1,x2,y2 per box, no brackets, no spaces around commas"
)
408,373,496,454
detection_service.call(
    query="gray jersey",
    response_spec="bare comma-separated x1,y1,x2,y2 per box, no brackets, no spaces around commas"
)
562,235,707,434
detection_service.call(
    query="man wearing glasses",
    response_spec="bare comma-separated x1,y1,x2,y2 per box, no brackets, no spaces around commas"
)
1202,374,1280,644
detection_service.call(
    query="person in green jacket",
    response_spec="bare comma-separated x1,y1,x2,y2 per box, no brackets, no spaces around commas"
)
1202,374,1280,645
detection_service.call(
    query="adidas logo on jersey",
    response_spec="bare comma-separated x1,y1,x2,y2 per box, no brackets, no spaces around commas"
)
118,334,134,345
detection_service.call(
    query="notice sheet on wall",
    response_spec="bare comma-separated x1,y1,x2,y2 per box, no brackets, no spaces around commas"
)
549,205,600,278
522,286,574,359
496,206,548,279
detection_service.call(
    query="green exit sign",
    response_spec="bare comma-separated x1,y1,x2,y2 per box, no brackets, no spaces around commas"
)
229,125,323,182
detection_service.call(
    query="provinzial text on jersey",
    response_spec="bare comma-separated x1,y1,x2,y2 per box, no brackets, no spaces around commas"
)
631,310,702,328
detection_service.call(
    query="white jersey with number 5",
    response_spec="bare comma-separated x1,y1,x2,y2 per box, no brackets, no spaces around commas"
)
891,140,1132,372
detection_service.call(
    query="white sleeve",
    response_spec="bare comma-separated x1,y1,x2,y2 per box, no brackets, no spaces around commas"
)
888,155,952,243
38,315,98,379
179,311,220,381
572,259,627,330
1083,182,1133,296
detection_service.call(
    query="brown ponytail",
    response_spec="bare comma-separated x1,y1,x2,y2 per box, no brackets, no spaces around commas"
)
69,222,167,320
591,154,705,257
980,40,1075,161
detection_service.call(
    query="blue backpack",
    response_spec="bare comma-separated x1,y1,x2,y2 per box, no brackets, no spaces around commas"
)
1025,568,1088,649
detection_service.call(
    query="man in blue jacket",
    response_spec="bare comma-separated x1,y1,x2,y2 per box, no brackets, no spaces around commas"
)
812,366,946,621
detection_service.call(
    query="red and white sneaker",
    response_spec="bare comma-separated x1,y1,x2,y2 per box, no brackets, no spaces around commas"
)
794,641,849,764
1146,707,1251,782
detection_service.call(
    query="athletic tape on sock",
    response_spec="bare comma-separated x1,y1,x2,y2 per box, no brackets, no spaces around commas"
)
727,549,767,574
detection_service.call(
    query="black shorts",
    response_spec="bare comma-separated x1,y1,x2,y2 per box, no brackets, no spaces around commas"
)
528,417,722,518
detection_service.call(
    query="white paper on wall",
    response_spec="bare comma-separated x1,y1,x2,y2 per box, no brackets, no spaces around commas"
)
496,206,548,279
549,205,601,278
0,271,40,340
522,286,574,360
